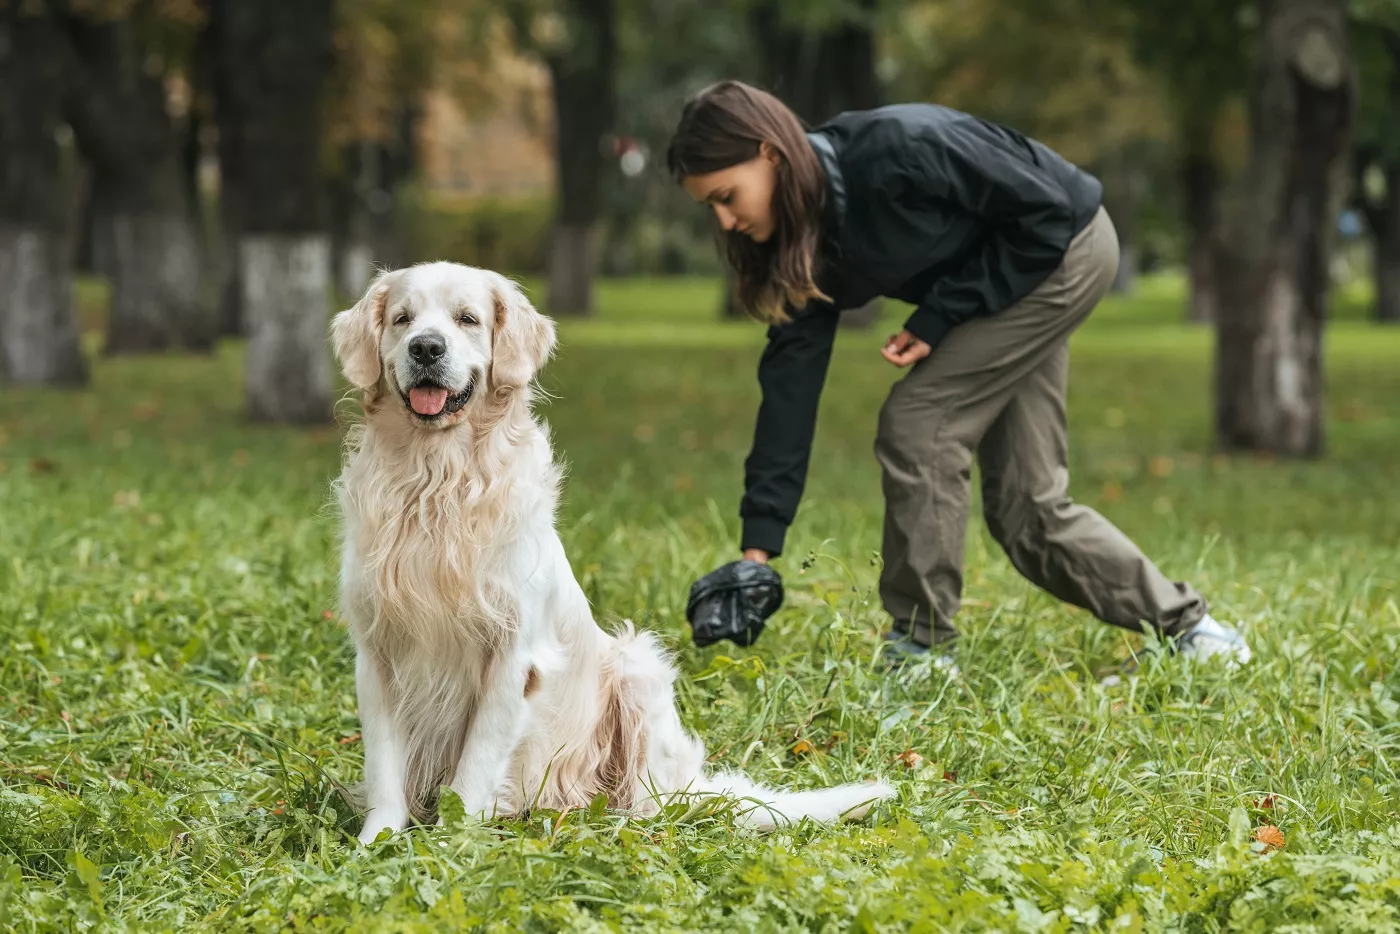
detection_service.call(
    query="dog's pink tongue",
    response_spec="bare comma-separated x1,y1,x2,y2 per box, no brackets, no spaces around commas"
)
409,387,450,416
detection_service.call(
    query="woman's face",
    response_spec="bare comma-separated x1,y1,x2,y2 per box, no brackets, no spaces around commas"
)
681,145,779,243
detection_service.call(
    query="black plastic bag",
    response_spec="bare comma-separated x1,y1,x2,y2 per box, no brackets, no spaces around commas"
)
685,560,784,648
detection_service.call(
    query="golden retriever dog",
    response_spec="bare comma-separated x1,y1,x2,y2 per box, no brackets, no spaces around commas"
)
330,262,893,844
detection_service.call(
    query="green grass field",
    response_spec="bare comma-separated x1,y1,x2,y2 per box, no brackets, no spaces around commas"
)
2,275,1399,931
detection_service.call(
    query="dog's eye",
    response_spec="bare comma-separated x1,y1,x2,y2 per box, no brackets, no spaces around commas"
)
458,313,478,327
393,313,410,326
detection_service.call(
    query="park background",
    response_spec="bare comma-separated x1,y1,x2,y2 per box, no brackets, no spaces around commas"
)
2,0,1400,929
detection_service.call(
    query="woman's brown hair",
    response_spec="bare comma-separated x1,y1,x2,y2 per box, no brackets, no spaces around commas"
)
666,80,829,324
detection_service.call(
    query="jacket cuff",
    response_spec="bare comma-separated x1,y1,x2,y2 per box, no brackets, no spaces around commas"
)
740,516,788,558
902,307,954,350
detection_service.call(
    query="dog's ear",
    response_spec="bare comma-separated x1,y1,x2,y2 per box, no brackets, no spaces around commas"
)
332,271,395,392
489,274,557,391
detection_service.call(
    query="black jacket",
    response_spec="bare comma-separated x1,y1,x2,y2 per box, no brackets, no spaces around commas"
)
740,103,1104,557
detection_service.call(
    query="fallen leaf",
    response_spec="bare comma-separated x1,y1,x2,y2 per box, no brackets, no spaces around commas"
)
29,457,56,474
896,748,925,770
791,740,816,756
1255,825,1285,850
942,769,959,783
338,733,361,745
1254,793,1279,810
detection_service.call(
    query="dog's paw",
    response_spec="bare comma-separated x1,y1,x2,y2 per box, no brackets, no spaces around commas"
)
357,809,405,846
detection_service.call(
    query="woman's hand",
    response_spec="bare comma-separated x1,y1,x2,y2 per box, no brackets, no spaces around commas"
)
742,548,770,565
881,330,931,367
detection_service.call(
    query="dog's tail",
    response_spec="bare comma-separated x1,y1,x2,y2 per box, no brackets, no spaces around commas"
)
692,769,896,831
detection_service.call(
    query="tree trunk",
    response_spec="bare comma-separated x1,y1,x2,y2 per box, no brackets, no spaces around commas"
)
242,235,333,423
0,7,87,386
545,0,616,317
0,228,87,385
1215,0,1353,456
1181,125,1223,324
1374,164,1400,322
1356,155,1400,324
750,0,883,329
1102,155,1143,295
61,15,211,354
210,0,335,423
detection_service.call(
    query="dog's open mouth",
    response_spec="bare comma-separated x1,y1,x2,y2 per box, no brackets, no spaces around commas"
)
402,380,474,419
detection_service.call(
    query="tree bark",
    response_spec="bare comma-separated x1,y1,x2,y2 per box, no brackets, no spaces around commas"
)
748,0,883,328
1355,152,1400,324
62,14,211,354
242,235,334,423
1215,0,1353,456
0,7,87,386
1183,151,1222,323
1101,154,1141,295
1373,164,1400,322
210,0,335,423
1180,111,1224,324
545,0,616,317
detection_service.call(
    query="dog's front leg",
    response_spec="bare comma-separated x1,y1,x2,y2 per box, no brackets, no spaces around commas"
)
447,659,531,820
356,651,410,844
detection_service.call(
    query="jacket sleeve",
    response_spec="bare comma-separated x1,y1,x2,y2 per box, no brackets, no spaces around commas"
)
901,121,1081,349
739,302,840,558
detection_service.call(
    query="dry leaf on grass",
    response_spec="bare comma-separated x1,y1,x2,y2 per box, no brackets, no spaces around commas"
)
1255,825,1285,850
896,748,925,770
791,740,816,756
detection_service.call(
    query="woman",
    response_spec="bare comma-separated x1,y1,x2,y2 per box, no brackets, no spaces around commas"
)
668,80,1250,671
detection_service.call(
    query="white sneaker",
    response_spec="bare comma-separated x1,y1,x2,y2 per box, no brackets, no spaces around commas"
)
1175,615,1252,667
1100,615,1251,686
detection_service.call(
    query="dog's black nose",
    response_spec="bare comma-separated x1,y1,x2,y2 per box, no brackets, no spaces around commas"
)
408,333,446,363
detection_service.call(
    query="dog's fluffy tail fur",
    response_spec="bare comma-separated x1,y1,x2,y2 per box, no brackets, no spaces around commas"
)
694,770,896,831
603,628,895,830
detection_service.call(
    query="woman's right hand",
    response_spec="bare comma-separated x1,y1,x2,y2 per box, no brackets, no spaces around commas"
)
742,548,770,565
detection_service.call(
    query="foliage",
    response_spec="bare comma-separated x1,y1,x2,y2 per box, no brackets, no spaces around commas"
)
883,0,1172,168
1,277,1399,929
398,188,554,275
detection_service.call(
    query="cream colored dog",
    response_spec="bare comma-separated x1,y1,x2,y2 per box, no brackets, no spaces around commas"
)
330,262,893,844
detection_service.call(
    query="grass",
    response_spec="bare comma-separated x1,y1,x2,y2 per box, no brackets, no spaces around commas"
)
2,273,1400,931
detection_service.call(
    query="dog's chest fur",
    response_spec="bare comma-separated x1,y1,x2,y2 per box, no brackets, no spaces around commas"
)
341,434,532,648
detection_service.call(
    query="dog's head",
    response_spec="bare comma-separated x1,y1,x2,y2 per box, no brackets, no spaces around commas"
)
331,262,556,428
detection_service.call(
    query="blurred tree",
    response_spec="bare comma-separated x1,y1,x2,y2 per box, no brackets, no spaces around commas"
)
1215,0,1354,455
1091,0,1253,322
1351,0,1400,322
507,0,617,317
885,0,1172,297
0,4,88,386
326,0,498,299
209,0,336,423
739,0,885,327
60,0,214,353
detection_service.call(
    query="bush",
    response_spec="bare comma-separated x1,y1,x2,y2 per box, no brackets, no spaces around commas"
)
399,186,554,276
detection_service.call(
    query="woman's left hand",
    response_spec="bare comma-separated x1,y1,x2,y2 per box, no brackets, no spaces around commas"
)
881,330,932,367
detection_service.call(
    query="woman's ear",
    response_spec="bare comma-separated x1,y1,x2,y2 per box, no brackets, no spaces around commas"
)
489,273,557,391
332,270,396,392
760,141,781,165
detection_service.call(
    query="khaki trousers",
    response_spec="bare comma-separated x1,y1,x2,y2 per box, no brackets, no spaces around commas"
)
875,207,1208,645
